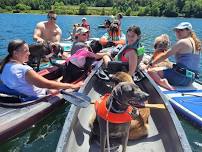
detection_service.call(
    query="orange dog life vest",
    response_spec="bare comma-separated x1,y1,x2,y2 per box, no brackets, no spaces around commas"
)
95,94,133,124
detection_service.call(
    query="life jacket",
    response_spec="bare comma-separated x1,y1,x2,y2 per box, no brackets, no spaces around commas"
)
95,94,133,124
109,30,121,41
114,40,145,65
81,23,90,30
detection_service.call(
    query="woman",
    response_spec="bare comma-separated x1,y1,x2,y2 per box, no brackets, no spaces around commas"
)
148,22,201,90
0,40,83,98
103,25,145,76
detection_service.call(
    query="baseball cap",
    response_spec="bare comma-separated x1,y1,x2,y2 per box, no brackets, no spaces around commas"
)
173,22,192,31
76,27,89,35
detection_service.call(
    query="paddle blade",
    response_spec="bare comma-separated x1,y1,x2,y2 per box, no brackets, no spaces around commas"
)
61,90,91,108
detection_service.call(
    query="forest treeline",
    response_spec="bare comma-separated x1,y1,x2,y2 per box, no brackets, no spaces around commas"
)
0,0,202,18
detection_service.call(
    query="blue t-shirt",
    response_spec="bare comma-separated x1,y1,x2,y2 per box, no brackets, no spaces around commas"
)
1,62,46,97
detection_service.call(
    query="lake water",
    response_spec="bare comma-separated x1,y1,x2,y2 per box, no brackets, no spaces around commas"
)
0,14,201,152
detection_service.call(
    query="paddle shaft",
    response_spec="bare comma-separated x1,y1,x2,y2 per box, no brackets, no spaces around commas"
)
91,101,166,109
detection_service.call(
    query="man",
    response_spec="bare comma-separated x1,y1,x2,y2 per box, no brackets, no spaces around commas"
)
81,17,90,31
33,10,62,44
70,27,89,55
81,17,90,40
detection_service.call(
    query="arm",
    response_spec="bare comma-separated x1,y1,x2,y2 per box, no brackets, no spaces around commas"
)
33,23,45,43
54,26,62,44
25,69,82,90
113,32,126,45
113,39,126,45
126,50,138,76
99,33,110,46
94,52,110,59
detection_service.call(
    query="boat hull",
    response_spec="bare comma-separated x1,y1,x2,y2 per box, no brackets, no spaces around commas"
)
56,67,191,152
0,94,64,143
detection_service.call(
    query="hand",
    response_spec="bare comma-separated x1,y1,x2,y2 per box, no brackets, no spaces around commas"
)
106,41,115,47
37,38,45,44
71,81,84,89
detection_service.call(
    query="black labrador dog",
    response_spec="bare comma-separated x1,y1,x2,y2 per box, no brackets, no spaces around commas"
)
28,42,64,71
91,82,149,152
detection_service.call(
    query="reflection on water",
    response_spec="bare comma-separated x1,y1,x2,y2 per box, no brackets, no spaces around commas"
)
0,14,202,152
179,115,202,152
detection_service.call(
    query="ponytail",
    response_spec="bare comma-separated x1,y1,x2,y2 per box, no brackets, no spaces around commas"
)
0,39,26,73
191,31,201,52
0,55,11,73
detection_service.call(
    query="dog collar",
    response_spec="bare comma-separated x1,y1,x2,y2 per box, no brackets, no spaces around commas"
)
95,94,133,124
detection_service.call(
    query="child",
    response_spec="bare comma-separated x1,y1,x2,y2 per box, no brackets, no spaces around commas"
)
141,34,172,70
61,40,109,83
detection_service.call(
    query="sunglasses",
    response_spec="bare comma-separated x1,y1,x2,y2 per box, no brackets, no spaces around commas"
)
48,16,57,20
82,33,88,36
175,29,187,32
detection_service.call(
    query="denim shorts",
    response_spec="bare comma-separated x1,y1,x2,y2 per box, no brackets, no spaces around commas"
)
163,68,193,86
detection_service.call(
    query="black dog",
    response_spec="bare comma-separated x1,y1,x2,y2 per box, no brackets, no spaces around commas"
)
28,42,64,71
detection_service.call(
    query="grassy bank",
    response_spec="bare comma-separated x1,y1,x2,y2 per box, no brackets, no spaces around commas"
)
0,6,114,16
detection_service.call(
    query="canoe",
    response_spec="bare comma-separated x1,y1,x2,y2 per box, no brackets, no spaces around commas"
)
157,79,202,127
0,59,102,143
56,65,191,152
98,24,106,28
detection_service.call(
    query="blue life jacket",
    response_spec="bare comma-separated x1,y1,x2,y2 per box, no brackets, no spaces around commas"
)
0,83,38,102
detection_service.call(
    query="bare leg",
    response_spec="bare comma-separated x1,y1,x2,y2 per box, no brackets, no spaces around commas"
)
148,69,175,90
122,129,129,152
102,55,111,68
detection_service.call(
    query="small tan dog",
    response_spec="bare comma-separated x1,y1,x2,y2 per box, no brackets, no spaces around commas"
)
141,34,172,70
150,34,172,69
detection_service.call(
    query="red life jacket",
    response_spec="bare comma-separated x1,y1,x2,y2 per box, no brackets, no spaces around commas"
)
95,94,133,124
120,48,134,62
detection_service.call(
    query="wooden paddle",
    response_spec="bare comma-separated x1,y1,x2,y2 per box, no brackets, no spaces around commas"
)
61,90,166,109
142,103,166,109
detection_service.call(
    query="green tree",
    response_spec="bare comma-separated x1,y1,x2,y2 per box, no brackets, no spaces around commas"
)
16,3,31,10
125,7,132,16
79,3,87,15
163,1,178,17
101,8,105,15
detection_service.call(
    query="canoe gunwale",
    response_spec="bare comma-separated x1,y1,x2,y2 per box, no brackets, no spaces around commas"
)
143,71,192,152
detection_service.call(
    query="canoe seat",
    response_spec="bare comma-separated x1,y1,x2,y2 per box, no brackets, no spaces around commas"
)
0,83,37,102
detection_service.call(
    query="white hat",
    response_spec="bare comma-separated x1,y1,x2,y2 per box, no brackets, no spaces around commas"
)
173,22,192,31
76,27,89,35
82,17,87,21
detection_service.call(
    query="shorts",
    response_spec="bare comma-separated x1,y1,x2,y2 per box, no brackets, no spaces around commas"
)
163,68,193,86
